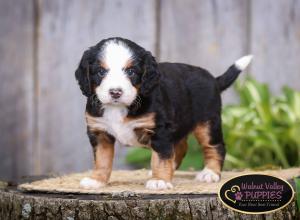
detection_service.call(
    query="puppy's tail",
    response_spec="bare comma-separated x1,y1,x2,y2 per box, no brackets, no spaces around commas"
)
216,55,253,91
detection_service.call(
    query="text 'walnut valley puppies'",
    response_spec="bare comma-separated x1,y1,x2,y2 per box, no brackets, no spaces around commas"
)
75,37,253,190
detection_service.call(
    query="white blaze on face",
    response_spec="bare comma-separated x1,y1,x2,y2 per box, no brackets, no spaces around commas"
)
95,41,137,106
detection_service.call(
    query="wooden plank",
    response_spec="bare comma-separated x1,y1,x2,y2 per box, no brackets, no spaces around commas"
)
0,1,34,180
250,0,300,93
159,0,250,103
36,0,157,174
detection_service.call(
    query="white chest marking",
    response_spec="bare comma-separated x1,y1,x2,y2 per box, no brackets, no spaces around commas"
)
86,106,155,146
102,106,139,146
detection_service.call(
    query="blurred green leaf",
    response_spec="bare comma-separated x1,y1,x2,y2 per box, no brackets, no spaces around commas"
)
126,148,151,168
295,177,300,211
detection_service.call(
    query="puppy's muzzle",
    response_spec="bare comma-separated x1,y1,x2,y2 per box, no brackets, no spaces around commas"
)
109,88,123,99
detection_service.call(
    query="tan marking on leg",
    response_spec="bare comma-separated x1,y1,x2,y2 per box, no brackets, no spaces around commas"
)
151,150,175,182
91,132,114,184
174,137,188,170
194,123,222,174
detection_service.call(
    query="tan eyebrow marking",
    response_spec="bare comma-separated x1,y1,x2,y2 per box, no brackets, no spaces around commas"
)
99,60,109,69
124,59,133,69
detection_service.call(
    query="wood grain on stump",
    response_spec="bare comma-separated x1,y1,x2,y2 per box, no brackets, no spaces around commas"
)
0,169,299,220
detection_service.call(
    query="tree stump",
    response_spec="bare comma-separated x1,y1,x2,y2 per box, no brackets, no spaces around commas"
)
0,169,299,220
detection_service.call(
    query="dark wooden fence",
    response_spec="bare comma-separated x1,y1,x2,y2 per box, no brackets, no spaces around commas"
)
0,0,300,181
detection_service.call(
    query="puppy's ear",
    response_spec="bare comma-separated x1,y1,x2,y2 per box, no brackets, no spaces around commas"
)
140,51,160,96
75,50,92,97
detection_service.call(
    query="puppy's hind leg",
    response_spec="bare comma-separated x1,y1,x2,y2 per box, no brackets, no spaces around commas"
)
193,117,225,183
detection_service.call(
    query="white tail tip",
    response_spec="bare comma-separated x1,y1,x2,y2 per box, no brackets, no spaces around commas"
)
234,55,253,70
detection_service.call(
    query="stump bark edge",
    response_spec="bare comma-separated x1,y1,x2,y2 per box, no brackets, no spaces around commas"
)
0,185,298,220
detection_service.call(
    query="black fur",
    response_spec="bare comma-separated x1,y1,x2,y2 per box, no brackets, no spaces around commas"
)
75,37,241,163
216,64,242,91
140,51,161,96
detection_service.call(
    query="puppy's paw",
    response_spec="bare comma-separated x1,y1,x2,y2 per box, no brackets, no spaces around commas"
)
145,179,173,190
80,177,106,189
195,167,220,183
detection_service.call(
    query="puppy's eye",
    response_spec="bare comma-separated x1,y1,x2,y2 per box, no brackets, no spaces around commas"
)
125,68,135,77
98,68,107,77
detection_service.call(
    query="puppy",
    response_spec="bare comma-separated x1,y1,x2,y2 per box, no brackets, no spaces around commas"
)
75,37,252,190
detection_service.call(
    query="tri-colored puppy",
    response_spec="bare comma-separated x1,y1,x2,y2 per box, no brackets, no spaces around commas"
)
75,37,252,190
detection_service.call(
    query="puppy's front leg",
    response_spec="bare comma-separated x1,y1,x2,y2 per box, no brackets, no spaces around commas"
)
146,150,175,190
80,131,115,189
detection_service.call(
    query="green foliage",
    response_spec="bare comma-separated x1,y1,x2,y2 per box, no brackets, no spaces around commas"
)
223,78,300,169
295,177,300,212
126,78,300,170
126,147,151,169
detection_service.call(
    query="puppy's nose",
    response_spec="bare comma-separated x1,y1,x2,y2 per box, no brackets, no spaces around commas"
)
109,88,123,99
